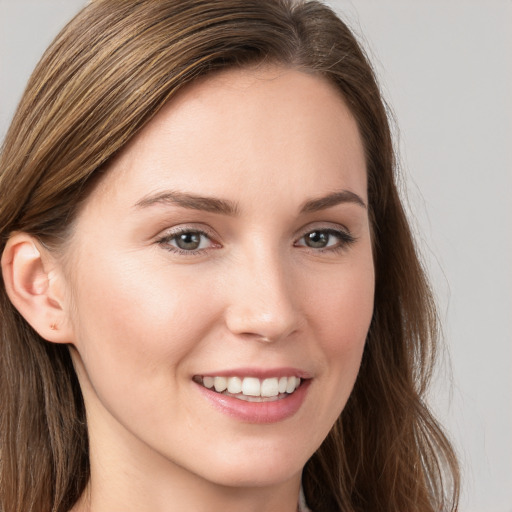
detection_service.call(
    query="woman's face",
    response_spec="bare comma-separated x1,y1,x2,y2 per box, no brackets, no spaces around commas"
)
61,66,374,490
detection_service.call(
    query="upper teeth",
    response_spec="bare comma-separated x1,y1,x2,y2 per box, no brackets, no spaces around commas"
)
200,376,301,397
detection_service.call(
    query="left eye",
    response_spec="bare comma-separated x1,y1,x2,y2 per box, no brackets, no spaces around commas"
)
296,229,354,250
163,230,212,252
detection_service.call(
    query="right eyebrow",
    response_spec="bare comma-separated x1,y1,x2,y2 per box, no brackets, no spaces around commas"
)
133,190,239,216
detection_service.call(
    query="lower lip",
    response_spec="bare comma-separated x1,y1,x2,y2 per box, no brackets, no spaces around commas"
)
195,380,311,424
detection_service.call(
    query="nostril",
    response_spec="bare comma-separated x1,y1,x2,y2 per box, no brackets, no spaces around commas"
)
236,330,296,344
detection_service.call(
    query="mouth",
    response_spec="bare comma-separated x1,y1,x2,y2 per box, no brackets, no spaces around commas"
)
193,375,303,402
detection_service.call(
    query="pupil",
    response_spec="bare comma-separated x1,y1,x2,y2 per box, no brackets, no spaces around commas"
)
306,231,328,248
176,232,201,250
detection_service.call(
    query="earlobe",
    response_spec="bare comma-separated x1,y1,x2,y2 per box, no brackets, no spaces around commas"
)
1,233,73,344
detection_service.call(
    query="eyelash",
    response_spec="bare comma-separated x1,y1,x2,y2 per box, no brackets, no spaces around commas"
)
156,226,356,256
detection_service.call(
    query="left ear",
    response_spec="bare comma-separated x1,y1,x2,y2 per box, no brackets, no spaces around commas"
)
1,232,74,343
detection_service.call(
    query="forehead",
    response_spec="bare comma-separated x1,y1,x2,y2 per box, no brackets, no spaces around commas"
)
85,65,367,212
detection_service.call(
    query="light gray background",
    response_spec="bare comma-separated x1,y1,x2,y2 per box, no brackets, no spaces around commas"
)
1,1,510,511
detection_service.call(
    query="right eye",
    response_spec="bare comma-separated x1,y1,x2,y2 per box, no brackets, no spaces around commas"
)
157,228,218,255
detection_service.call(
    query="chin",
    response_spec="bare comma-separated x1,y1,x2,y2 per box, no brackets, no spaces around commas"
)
187,438,311,488
204,463,302,489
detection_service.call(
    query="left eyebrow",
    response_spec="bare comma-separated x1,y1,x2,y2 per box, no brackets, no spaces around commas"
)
300,190,367,213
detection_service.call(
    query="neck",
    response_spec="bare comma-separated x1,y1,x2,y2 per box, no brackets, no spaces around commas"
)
70,409,302,512
71,466,301,512
72,479,301,512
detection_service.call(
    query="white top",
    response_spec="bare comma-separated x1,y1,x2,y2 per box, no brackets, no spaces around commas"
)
298,486,312,512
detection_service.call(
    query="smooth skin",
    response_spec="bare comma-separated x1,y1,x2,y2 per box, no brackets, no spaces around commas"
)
2,66,375,512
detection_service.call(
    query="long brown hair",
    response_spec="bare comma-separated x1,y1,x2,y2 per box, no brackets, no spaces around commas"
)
0,1,459,511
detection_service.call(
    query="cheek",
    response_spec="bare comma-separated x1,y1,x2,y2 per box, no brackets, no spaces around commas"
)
310,257,374,347
66,255,228,442
67,252,218,389
306,257,374,401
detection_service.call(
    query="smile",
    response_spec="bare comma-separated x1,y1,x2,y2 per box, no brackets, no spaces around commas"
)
193,375,302,402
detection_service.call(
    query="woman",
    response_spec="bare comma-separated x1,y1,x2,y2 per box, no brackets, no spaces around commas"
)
0,1,459,511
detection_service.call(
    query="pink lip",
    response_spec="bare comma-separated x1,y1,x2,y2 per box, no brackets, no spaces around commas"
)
197,367,313,379
195,378,311,424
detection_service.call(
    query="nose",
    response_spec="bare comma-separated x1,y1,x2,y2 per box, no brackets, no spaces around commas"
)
223,251,302,343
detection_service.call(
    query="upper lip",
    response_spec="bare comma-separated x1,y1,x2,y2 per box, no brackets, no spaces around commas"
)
195,367,313,379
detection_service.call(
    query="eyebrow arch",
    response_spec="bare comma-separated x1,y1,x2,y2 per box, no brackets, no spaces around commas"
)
300,190,367,213
134,190,239,216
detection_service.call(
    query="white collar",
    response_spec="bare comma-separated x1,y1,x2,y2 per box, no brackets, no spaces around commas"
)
298,485,312,512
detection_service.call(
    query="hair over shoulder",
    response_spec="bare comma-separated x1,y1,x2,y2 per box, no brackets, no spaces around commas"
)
0,1,459,511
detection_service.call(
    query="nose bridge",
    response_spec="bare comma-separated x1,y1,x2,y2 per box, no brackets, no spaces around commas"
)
224,242,300,342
